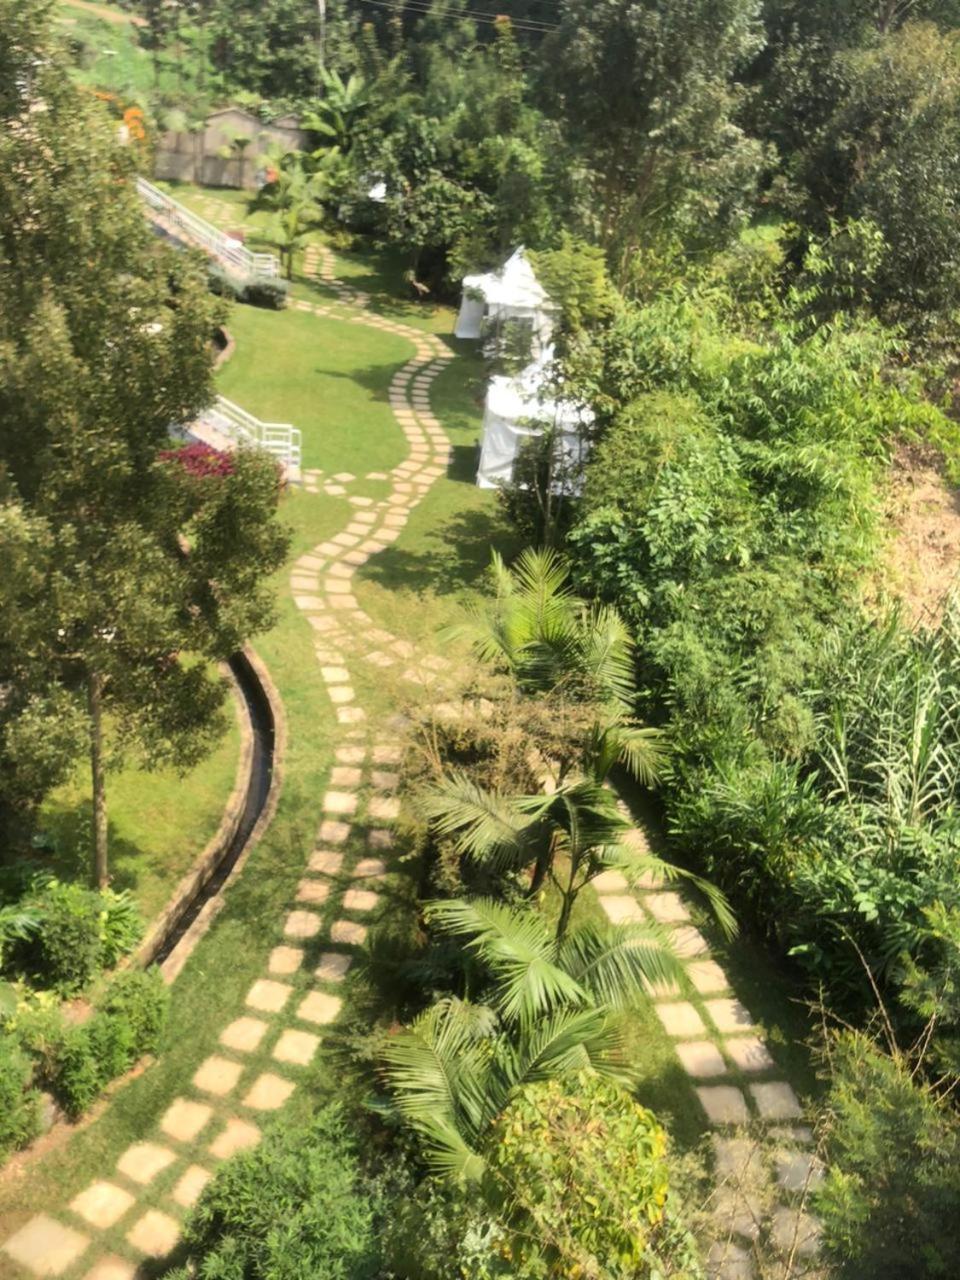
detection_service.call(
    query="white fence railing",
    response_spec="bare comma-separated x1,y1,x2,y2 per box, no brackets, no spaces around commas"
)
137,177,279,280
197,396,302,473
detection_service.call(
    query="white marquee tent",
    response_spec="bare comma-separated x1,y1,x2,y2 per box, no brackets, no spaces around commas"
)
455,247,557,347
476,347,593,491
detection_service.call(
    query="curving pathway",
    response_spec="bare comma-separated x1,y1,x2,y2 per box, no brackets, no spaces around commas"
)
1,243,821,1280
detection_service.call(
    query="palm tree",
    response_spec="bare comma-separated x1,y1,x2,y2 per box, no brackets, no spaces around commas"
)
421,771,733,944
252,150,343,279
382,896,682,1180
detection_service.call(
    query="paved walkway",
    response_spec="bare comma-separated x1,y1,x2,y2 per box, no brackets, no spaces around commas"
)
1,242,823,1280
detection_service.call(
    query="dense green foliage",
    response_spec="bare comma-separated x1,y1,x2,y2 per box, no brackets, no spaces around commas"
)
816,1030,960,1279
179,1106,381,1279
484,1072,702,1279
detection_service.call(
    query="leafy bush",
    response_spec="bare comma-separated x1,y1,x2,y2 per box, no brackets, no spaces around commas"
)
207,266,289,310
99,967,168,1057
183,1105,381,1280
481,1072,704,1279
816,1030,960,1279
51,968,168,1118
0,1033,42,1160
242,275,289,310
18,881,104,995
9,880,143,995
99,889,143,967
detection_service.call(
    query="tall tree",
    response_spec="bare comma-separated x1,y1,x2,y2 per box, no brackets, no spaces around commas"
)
0,2,288,885
540,0,767,281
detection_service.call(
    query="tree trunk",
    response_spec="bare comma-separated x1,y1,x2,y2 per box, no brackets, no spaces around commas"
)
88,670,109,889
528,834,555,897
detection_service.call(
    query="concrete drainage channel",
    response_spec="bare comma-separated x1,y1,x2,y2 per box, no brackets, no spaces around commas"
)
140,647,280,983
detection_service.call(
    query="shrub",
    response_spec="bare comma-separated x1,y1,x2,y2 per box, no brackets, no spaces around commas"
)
98,889,143,967
99,968,168,1057
207,264,243,301
242,275,289,310
183,1104,381,1279
0,1033,42,1160
51,969,168,1118
481,1071,704,1279
20,880,104,995
816,1030,960,1279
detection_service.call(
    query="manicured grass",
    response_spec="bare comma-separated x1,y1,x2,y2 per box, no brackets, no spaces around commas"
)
217,305,413,476
35,705,241,923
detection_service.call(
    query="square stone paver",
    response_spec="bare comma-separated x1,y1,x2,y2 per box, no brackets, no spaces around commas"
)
703,998,755,1034
296,879,330,906
343,888,378,913
309,849,344,875
371,770,399,791
245,978,293,1013
192,1055,244,1097
331,766,362,788
674,1040,728,1079
2,1217,90,1277
69,1182,134,1231
686,960,730,994
696,1085,750,1125
126,1210,180,1258
273,1028,321,1067
367,829,394,850
116,1141,176,1185
644,892,690,924
160,1097,214,1143
329,686,355,705
372,744,402,765
599,894,646,925
83,1256,137,1280
774,1149,824,1193
724,1036,775,1074
318,819,351,845
321,666,350,684
297,990,342,1025
171,1164,211,1209
770,1207,821,1258
243,1072,296,1111
712,1135,764,1182
655,1001,707,1038
220,1016,268,1054
284,910,322,939
368,796,400,822
592,869,629,893
353,857,386,879
316,952,353,982
209,1118,261,1160
331,919,367,946
750,1081,802,1120
336,746,366,764
669,926,710,957
706,1240,754,1280
268,945,303,976
324,790,358,816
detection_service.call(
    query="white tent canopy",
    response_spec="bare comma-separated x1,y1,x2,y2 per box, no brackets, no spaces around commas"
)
477,347,593,491
455,247,557,345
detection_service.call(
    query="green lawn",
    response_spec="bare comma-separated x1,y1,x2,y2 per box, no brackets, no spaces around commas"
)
218,306,413,477
34,703,241,924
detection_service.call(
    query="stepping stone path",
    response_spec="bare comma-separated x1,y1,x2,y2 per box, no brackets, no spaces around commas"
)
594,816,822,1278
0,237,818,1280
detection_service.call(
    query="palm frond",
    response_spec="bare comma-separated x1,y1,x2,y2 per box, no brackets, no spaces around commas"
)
420,773,541,871
505,1006,633,1090
426,898,587,1025
380,997,496,1143
604,846,738,940
558,920,684,1007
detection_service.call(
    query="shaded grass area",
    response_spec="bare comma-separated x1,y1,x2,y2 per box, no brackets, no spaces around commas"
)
33,707,241,923
56,3,165,101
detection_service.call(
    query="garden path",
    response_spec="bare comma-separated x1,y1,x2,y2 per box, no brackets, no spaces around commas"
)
1,244,821,1280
